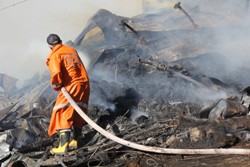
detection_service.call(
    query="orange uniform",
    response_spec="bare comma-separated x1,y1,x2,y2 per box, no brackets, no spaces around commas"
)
46,44,90,137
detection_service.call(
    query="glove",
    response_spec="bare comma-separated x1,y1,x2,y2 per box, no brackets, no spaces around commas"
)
52,83,62,91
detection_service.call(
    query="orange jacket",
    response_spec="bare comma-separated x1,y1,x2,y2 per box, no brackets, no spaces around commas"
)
46,44,89,90
46,44,90,137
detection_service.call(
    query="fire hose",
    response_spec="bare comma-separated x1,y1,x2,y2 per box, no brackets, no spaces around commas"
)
62,87,250,155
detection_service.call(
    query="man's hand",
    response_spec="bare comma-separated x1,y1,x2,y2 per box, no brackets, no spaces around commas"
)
52,83,62,91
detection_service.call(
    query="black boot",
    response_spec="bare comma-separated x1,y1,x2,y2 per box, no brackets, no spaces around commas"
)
69,127,82,150
51,129,71,154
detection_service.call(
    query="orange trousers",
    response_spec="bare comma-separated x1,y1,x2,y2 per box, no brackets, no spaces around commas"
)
48,82,90,137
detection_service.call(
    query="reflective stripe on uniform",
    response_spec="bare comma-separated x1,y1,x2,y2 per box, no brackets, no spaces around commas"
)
59,129,71,133
53,102,88,111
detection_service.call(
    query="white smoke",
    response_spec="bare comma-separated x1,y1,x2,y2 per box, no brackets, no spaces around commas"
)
1,0,250,98
0,0,142,88
85,0,250,106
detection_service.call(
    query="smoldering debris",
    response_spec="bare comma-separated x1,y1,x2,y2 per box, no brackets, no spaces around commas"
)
1,1,250,166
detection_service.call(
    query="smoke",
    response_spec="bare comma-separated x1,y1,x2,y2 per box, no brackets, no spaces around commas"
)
0,0,142,87
1,0,250,108
85,0,250,109
190,0,250,62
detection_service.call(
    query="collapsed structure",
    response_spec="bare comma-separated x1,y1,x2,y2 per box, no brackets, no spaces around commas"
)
1,1,250,166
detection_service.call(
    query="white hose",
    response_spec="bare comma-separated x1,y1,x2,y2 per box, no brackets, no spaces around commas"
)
62,87,250,155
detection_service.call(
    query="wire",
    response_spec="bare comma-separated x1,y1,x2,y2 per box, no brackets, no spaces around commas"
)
54,155,67,167
0,0,28,12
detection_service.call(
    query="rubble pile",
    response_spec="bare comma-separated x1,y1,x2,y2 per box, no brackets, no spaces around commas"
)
0,73,18,110
1,1,250,166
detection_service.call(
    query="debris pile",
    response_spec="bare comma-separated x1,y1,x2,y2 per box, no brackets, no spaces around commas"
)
1,1,250,166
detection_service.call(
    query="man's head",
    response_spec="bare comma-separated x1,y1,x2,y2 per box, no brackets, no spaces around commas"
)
47,34,62,48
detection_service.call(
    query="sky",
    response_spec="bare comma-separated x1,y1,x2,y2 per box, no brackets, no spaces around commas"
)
0,0,142,87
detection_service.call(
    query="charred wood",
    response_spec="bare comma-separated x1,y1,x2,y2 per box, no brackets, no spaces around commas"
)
139,58,208,89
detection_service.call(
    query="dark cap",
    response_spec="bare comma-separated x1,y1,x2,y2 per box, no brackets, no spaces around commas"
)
47,34,62,45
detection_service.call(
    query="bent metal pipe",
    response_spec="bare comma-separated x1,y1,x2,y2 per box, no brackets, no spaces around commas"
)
61,87,250,155
174,2,198,29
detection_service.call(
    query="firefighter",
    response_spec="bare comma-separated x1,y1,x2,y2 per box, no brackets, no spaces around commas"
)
46,34,90,154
